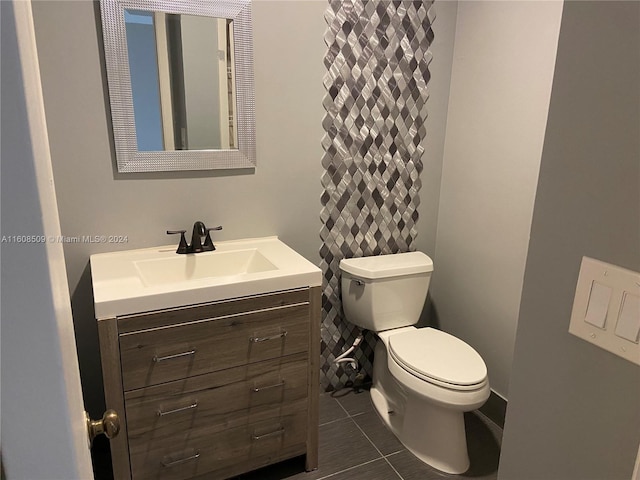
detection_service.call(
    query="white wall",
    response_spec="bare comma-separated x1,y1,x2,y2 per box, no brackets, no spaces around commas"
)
431,1,563,398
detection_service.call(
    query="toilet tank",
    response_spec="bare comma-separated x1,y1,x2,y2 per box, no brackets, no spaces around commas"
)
339,252,433,332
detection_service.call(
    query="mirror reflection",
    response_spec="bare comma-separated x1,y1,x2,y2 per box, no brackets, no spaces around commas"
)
124,10,237,151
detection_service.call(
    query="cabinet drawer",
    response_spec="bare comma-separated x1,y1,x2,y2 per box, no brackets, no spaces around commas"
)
120,303,309,391
129,399,308,480
124,353,308,441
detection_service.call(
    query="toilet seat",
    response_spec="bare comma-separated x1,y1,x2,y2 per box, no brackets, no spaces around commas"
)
388,328,487,391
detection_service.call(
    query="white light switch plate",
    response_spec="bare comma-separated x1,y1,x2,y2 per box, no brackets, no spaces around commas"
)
569,257,640,365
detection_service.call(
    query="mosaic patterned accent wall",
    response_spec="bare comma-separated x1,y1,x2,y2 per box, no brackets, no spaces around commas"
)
320,0,435,390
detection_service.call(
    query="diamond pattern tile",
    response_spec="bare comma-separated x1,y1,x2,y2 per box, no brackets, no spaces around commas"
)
320,0,435,390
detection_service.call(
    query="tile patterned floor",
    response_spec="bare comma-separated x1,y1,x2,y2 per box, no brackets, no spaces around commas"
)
93,387,502,480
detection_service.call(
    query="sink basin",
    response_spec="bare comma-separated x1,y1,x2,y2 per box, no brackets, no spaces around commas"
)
90,236,322,319
134,249,277,286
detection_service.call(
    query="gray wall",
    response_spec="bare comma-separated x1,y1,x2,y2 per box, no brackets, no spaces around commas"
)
32,1,453,415
430,0,563,398
498,1,640,479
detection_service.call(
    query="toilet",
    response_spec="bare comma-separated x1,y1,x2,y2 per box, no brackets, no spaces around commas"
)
339,252,490,474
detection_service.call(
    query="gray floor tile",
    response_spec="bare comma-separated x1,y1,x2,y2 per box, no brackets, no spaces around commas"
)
319,393,348,426
465,411,503,447
287,418,382,479
322,458,402,480
352,411,404,456
465,413,501,479
385,450,448,480
332,388,374,417
232,456,307,480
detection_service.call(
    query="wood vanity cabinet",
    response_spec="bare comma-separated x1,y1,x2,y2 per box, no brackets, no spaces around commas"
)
97,287,321,480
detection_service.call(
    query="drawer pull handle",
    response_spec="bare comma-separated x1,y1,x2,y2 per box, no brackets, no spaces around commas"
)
252,381,285,393
153,348,196,363
157,402,198,417
252,427,285,441
250,331,287,343
161,450,200,467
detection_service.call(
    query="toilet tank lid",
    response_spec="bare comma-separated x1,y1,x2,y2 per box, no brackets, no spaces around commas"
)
339,252,433,279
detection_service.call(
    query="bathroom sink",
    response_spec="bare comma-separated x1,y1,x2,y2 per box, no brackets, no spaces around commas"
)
90,236,321,319
134,249,277,286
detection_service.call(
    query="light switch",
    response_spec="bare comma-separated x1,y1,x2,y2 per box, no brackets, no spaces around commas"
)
584,281,611,328
569,256,640,366
615,292,640,343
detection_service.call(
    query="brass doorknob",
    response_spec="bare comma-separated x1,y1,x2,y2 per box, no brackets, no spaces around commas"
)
86,409,120,444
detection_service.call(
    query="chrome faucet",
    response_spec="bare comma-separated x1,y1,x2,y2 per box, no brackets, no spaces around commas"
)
167,221,222,254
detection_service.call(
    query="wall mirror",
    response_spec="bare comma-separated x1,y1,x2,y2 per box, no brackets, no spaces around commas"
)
100,0,255,172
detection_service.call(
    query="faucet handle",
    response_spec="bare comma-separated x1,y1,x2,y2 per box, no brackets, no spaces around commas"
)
167,230,188,254
203,226,222,251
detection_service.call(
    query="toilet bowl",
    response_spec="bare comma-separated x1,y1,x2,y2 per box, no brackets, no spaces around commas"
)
374,326,489,473
339,252,490,474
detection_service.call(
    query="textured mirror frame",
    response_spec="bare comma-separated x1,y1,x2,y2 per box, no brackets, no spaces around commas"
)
100,0,256,172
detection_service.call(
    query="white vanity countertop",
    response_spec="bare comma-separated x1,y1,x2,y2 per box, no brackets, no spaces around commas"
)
90,236,322,319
